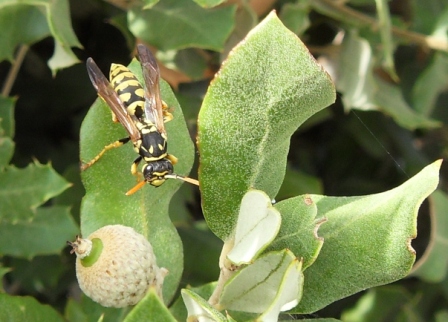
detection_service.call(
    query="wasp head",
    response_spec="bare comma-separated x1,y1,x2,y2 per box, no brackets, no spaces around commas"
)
143,159,174,187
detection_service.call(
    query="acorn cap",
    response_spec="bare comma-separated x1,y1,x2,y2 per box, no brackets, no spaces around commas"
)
69,225,168,308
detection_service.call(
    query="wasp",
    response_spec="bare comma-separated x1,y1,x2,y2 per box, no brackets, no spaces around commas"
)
83,44,198,195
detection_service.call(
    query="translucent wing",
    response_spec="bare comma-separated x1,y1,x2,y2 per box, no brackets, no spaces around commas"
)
137,44,166,135
86,58,141,142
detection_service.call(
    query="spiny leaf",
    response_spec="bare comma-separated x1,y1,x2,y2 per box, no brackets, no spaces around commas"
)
0,0,82,72
0,163,70,222
0,293,65,322
0,206,78,258
125,289,177,322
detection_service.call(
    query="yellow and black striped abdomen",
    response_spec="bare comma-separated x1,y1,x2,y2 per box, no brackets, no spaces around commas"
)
110,63,145,120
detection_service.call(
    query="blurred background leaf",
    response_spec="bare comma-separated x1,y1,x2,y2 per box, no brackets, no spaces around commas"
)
0,0,82,72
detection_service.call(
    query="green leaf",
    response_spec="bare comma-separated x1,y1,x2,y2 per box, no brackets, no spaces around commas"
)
375,0,397,80
341,286,416,322
178,225,222,285
0,163,70,222
128,0,236,51
295,160,441,313
47,40,78,74
174,49,208,80
8,256,67,294
412,0,447,34
0,121,14,169
192,0,225,8
227,190,281,265
171,283,216,321
279,1,310,36
0,0,82,72
337,31,440,130
411,190,448,282
337,30,377,110
142,0,159,9
124,288,177,322
436,311,448,322
220,249,303,316
0,95,15,137
197,11,336,240
277,166,323,200
373,76,441,130
412,52,448,116
0,4,49,62
0,293,65,322
222,1,257,59
79,58,196,303
0,265,11,292
431,4,448,38
295,319,342,322
181,289,227,322
54,165,85,226
0,206,78,258
64,294,124,322
269,195,325,270
259,256,303,321
109,13,135,52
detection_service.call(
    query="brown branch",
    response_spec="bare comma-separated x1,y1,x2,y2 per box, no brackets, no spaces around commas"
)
311,0,448,52
2,44,29,97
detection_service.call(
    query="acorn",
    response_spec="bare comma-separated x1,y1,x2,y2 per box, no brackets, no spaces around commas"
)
68,225,168,308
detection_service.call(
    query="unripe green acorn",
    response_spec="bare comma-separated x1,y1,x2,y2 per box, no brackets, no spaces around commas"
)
68,225,168,308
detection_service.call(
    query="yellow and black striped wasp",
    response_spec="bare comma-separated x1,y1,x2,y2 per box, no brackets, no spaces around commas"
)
82,44,198,195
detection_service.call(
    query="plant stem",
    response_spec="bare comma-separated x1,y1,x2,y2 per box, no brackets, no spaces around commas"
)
208,240,235,308
1,44,29,97
311,0,448,52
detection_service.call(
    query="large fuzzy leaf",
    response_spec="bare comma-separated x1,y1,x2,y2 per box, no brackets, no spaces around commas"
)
197,11,336,239
295,160,441,313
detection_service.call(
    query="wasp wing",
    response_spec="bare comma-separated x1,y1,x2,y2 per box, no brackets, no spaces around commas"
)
86,58,141,142
137,44,166,135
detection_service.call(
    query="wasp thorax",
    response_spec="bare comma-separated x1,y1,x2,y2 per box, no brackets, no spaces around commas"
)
69,225,168,308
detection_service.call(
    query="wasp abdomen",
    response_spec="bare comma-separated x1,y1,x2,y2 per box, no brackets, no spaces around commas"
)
110,64,145,119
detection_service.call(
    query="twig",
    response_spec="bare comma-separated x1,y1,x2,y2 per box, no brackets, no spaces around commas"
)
311,0,448,52
1,44,29,97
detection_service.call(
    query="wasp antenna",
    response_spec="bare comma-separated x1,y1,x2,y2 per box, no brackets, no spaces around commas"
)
126,180,147,196
165,174,199,186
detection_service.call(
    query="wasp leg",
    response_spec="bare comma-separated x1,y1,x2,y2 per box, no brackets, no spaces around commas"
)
111,111,119,123
163,111,173,123
161,101,173,123
166,154,178,165
131,156,143,181
81,137,131,171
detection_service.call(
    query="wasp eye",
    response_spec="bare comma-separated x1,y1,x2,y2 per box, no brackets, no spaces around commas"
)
143,164,155,179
